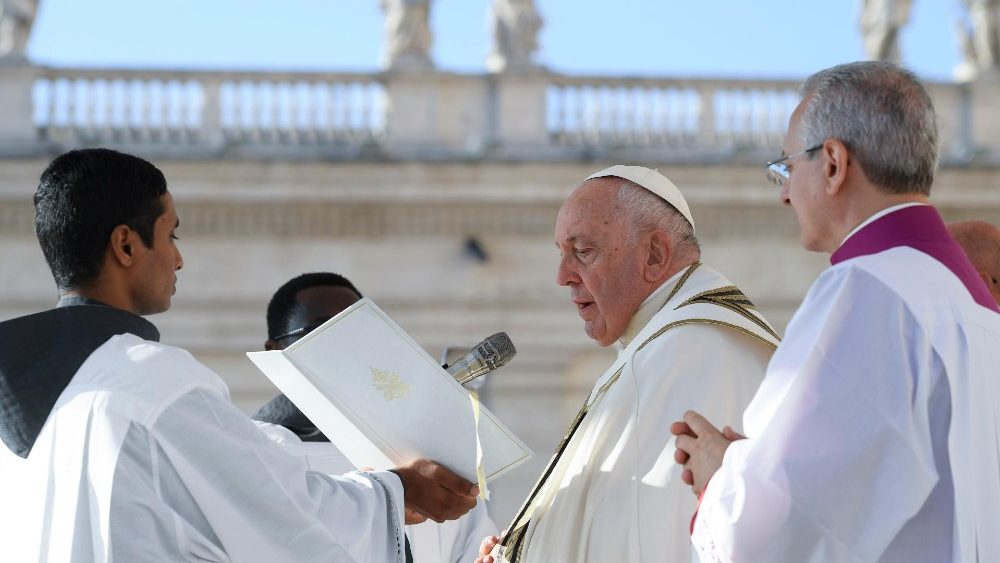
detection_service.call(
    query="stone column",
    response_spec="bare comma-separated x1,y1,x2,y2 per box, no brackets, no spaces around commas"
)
199,77,225,150
492,73,549,154
383,72,489,157
0,59,42,154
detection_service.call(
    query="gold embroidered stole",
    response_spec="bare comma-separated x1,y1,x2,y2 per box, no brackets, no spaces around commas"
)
499,264,701,562
498,264,778,563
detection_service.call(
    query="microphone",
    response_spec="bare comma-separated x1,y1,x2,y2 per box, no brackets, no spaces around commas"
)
444,332,516,385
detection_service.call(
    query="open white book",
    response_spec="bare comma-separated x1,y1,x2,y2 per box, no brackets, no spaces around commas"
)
246,298,532,484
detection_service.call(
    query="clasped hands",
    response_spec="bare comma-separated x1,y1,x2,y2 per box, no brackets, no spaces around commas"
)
468,411,747,563
670,410,744,496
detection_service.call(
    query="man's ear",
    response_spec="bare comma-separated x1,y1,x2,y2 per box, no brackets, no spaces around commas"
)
822,139,850,196
643,230,673,283
108,225,137,267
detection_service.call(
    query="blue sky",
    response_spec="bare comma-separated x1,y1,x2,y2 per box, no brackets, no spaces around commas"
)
28,1,966,80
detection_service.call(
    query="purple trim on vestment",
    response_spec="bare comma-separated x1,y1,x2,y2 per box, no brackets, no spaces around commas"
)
831,205,1000,312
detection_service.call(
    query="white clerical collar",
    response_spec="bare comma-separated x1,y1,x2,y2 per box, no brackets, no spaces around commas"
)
841,202,927,246
615,265,695,351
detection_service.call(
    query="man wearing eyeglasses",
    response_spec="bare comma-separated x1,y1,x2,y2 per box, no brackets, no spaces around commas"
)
673,61,1000,562
251,272,498,563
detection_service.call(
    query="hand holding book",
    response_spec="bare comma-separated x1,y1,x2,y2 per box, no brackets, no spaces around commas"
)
390,458,480,523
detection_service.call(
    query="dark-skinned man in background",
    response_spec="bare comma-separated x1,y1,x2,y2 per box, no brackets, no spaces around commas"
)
251,272,498,563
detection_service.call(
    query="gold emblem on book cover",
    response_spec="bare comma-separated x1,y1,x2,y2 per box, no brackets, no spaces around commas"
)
371,367,411,401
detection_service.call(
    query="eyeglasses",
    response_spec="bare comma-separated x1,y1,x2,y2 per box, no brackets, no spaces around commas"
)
271,320,328,342
764,144,822,186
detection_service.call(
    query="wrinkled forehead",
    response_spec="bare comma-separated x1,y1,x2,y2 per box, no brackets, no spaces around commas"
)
565,177,624,212
555,180,626,243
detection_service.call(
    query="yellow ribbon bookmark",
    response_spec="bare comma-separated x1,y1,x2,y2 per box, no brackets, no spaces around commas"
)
469,389,490,501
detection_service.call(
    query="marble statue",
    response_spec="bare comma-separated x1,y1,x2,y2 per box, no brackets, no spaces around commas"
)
0,0,36,58
859,0,911,62
967,0,1000,68
486,0,543,73
380,0,433,71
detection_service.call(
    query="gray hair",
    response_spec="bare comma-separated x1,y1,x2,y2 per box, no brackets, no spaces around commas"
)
614,179,700,253
798,61,938,195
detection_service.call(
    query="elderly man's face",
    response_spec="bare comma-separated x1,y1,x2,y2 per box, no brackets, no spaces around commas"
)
780,102,836,253
554,178,650,346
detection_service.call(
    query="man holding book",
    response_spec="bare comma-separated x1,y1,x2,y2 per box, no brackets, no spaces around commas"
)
0,148,478,562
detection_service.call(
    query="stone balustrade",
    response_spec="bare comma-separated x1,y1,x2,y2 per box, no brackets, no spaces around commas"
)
30,68,386,151
546,75,799,151
3,63,995,163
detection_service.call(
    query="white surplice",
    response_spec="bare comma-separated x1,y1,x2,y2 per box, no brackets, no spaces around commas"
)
0,334,406,563
255,420,498,563
501,264,779,563
693,247,1000,562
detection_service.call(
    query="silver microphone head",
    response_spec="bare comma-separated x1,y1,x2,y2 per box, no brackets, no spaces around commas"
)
446,332,516,385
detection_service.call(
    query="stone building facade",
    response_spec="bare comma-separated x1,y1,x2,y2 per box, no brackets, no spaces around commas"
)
2,0,1000,526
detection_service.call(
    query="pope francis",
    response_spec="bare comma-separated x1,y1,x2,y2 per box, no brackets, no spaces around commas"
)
479,165,780,563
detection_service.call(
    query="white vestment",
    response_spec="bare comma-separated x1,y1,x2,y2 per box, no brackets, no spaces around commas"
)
499,263,779,563
693,247,1000,562
0,334,406,563
255,421,498,563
